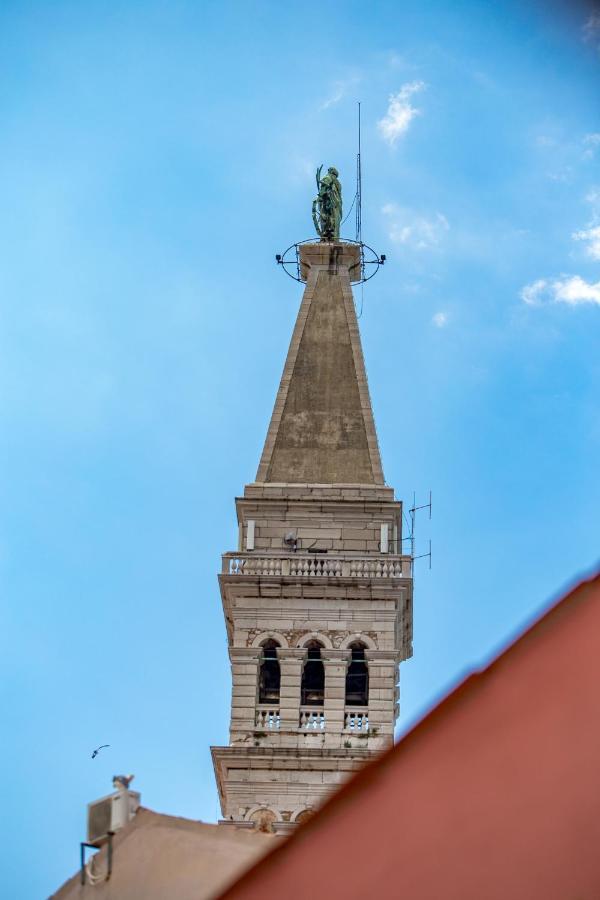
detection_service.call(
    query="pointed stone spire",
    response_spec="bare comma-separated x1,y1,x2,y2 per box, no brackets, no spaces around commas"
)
214,240,413,831
256,243,384,485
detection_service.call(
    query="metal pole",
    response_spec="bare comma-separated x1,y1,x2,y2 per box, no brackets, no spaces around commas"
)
356,101,362,244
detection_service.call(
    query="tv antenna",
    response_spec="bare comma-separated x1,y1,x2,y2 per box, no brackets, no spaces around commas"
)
403,491,432,571
356,101,362,243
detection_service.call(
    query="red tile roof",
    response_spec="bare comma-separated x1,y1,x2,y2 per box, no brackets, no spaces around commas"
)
220,571,600,900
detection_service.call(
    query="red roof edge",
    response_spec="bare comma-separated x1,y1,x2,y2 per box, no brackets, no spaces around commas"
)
218,567,600,898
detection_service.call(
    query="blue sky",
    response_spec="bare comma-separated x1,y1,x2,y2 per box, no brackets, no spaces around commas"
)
1,1,599,896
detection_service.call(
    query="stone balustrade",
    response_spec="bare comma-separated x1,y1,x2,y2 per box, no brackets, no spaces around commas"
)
344,708,370,732
223,553,411,578
299,708,326,730
255,707,280,730
254,705,374,733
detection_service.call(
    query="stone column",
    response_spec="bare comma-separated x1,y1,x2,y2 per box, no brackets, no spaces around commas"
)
323,650,350,748
229,648,260,740
277,648,306,732
365,651,398,743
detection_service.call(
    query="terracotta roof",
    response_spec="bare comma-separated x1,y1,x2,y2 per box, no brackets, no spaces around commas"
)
220,570,600,900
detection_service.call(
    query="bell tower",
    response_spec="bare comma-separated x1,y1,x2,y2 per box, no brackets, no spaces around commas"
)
211,238,413,832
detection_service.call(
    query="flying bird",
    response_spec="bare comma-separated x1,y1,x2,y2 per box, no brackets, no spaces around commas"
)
91,744,110,759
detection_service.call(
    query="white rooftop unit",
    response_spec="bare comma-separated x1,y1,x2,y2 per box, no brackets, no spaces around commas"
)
87,789,141,846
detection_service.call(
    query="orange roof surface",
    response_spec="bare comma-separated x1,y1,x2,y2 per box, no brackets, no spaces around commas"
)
220,571,600,900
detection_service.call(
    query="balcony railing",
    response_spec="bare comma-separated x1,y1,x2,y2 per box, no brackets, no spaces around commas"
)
299,708,326,730
253,706,372,733
222,553,411,578
344,708,370,732
255,707,280,730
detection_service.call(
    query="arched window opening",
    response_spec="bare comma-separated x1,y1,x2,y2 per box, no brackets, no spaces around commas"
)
301,641,325,706
295,809,314,826
258,640,280,704
345,642,369,707
249,809,277,833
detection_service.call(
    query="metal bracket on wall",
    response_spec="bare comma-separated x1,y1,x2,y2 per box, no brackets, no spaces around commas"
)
80,832,114,885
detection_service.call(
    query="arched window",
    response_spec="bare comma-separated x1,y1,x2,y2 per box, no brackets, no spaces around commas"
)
345,642,369,706
258,640,280,704
295,809,314,826
301,640,325,706
249,808,277,833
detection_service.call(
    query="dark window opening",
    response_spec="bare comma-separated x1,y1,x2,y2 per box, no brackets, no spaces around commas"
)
258,640,280,704
301,641,325,706
345,643,369,706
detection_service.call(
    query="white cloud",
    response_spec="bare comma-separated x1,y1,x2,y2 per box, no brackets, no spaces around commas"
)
432,312,448,327
586,187,600,211
377,81,426,145
521,276,600,307
571,187,600,258
572,224,600,260
382,203,448,250
521,279,549,306
547,166,575,183
320,76,360,111
582,132,600,160
554,276,600,305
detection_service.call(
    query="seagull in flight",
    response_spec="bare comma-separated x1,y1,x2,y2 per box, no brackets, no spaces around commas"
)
91,744,110,759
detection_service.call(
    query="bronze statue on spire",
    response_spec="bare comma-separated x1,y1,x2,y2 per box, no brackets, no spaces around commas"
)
312,166,342,242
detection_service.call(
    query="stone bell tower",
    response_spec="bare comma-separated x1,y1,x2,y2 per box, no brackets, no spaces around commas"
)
211,240,413,832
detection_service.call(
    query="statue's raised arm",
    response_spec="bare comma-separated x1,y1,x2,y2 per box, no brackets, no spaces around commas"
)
312,165,342,242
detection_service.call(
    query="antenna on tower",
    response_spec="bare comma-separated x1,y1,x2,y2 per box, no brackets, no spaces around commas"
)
356,101,362,243
403,491,432,571
275,103,385,284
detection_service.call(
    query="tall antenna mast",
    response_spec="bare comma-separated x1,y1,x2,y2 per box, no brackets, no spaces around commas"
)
276,101,385,284
356,101,362,243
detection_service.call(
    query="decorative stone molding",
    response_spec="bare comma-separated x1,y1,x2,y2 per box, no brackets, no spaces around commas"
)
277,647,308,661
322,649,351,664
250,631,290,649
295,632,333,649
229,647,262,661
245,804,283,823
340,633,377,650
290,806,315,824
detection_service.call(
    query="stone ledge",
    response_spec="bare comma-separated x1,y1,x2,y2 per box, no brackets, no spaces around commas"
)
299,241,362,283
243,483,395,501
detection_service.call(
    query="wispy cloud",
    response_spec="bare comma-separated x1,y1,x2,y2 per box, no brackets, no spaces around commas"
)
583,13,600,46
320,75,360,111
535,134,557,148
582,133,600,160
432,311,448,327
377,81,426,145
572,224,600,260
521,276,600,307
387,52,405,69
586,187,600,210
382,203,448,250
571,186,600,259
534,132,600,182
